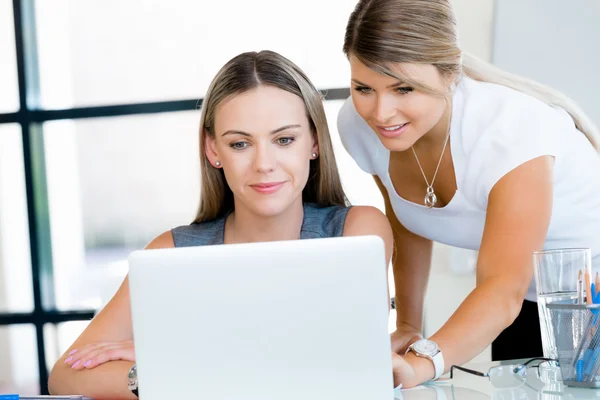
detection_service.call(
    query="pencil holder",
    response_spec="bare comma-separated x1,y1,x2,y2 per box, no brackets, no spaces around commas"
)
546,300,600,387
533,248,592,359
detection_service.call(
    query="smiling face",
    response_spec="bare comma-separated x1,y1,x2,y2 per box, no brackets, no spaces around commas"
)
349,55,451,152
205,85,318,218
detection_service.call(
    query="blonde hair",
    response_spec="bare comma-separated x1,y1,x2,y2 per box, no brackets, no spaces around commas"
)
343,0,600,151
195,50,347,222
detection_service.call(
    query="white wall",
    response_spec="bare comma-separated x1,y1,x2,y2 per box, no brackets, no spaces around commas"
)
493,0,600,128
453,0,495,61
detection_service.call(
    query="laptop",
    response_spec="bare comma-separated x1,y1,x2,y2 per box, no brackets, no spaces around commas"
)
128,235,394,399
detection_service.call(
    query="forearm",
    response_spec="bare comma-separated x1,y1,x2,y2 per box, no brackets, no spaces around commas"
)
49,360,136,399
373,175,433,332
393,248,432,331
395,286,427,331
433,280,521,364
409,278,523,384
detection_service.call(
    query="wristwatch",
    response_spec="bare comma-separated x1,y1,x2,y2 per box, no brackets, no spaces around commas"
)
128,363,139,397
406,339,445,381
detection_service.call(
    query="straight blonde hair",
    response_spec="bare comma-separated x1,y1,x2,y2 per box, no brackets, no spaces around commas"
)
343,0,600,151
195,51,347,222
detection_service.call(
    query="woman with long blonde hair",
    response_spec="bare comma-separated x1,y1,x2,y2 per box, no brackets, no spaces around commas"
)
48,50,394,399
338,0,600,388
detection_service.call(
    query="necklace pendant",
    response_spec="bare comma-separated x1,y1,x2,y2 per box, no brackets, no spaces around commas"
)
424,186,437,209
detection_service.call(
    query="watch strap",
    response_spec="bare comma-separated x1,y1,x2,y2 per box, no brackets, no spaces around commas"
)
431,351,444,380
407,340,445,381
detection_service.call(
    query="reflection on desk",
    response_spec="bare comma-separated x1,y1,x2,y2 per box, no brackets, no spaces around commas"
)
395,384,488,399
394,382,598,400
415,359,600,399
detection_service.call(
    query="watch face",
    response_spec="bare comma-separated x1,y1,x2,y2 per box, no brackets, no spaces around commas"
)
413,339,439,355
128,364,138,390
128,364,137,380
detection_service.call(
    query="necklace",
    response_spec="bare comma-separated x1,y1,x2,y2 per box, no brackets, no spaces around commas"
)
230,214,302,243
410,112,452,209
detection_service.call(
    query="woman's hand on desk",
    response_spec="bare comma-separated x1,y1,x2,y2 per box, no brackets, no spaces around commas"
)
390,325,423,354
391,352,418,388
391,351,435,389
64,340,135,370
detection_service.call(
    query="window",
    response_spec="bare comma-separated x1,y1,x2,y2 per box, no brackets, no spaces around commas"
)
0,325,39,395
0,124,34,313
0,0,19,113
35,0,356,109
44,112,200,310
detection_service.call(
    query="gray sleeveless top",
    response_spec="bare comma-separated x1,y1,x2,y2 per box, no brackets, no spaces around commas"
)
172,203,351,247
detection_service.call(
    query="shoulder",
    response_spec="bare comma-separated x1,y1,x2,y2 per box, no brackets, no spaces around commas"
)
458,77,573,150
343,205,393,263
302,203,351,238
170,217,226,247
343,205,392,238
457,78,571,208
145,230,175,249
336,97,381,175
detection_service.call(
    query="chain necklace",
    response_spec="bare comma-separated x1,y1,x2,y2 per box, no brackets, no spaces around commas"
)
410,112,452,209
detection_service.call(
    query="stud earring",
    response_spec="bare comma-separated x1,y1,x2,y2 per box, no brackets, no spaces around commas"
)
311,152,317,159
449,82,457,92
215,161,221,167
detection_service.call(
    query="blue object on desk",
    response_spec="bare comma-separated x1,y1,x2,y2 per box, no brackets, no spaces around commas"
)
577,290,600,382
18,397,89,400
589,283,600,304
577,359,585,382
0,396,88,400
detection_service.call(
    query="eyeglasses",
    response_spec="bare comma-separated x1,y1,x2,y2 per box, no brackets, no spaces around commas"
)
450,357,558,389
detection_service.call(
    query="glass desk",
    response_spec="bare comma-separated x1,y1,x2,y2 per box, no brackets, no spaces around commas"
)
9,359,600,399
397,358,600,399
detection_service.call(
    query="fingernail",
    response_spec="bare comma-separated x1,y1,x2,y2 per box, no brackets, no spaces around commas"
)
64,356,73,363
69,349,78,355
83,360,91,367
72,360,80,368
